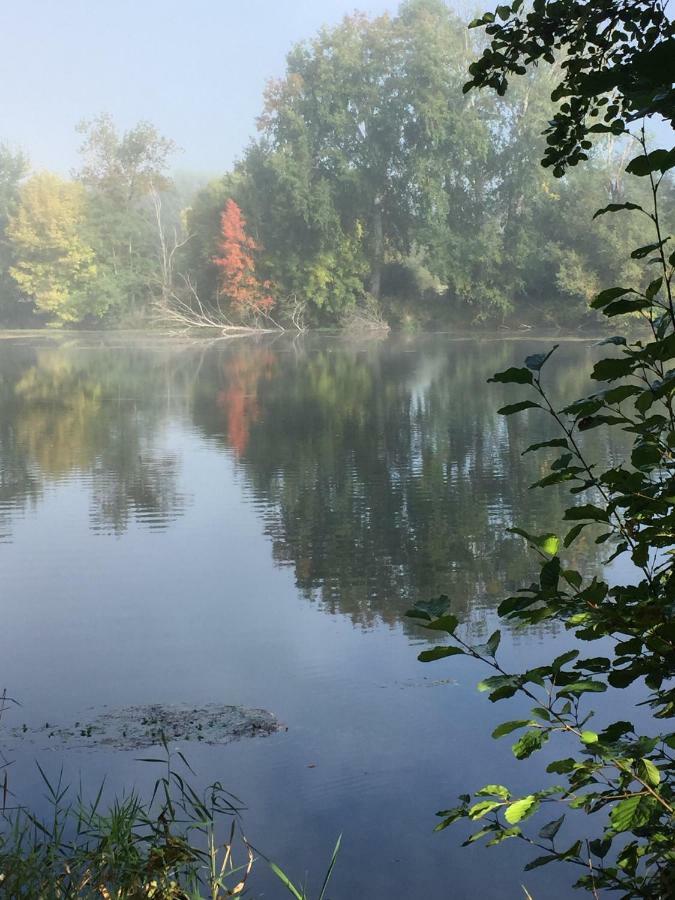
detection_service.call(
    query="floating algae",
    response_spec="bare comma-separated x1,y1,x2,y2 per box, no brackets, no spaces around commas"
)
9,704,283,750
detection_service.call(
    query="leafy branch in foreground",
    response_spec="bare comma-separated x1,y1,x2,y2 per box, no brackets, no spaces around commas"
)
409,228,675,894
410,1,675,893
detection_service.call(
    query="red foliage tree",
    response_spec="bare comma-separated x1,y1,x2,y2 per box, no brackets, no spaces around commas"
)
213,199,274,315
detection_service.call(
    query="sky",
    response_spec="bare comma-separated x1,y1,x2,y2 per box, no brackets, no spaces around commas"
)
0,0,414,177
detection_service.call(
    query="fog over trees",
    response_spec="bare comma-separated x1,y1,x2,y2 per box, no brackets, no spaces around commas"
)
0,0,666,330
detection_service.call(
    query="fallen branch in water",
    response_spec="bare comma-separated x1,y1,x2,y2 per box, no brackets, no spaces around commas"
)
154,274,283,334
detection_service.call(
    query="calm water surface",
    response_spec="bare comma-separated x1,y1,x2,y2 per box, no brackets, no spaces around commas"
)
0,334,627,897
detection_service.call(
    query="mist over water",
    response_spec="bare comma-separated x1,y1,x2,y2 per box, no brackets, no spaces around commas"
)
0,333,632,898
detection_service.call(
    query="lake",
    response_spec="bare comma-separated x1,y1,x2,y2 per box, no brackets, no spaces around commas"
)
0,333,627,897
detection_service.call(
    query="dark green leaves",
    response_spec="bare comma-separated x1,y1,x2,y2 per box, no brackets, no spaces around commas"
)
558,680,607,695
626,148,675,177
406,596,451,621
497,400,541,415
539,557,561,592
564,505,609,523
593,202,644,218
590,286,635,310
539,815,565,841
525,345,558,372
488,367,533,385
522,438,569,455
591,356,635,382
418,646,465,663
631,237,670,259
422,614,459,634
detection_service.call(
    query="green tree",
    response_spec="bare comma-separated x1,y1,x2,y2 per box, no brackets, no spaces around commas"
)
240,0,492,317
0,143,29,323
75,114,178,318
6,172,99,323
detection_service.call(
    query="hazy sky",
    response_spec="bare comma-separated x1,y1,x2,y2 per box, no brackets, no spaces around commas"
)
0,0,413,177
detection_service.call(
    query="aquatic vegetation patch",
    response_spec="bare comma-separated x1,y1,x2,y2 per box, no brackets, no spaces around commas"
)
10,704,283,750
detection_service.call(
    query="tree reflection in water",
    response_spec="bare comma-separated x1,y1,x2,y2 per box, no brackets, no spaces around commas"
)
0,335,625,632
192,336,626,631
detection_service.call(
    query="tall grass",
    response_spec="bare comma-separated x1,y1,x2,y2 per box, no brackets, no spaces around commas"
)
0,706,340,899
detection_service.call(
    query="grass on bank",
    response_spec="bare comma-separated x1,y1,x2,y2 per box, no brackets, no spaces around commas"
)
0,717,340,900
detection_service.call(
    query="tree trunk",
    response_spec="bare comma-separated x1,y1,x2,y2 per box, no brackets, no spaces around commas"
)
370,197,383,299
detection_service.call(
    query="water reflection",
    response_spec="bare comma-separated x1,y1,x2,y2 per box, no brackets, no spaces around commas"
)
191,336,624,629
0,335,624,626
0,340,188,537
0,334,631,900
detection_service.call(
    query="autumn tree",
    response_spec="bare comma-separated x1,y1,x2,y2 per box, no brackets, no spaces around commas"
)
213,199,273,317
0,143,29,322
7,172,99,322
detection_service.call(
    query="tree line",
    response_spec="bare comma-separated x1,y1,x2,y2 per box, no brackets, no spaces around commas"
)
0,0,666,330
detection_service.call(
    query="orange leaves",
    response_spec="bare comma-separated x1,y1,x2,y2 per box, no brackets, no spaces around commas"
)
213,199,274,315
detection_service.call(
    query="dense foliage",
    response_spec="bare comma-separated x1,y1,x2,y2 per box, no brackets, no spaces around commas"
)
0,0,665,330
409,0,675,895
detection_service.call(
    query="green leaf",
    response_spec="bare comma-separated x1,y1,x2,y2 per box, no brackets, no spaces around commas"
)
485,826,521,846
540,557,561,592
476,784,511,800
563,523,586,547
488,367,534,385
270,862,304,900
564,504,609,523
580,731,598,744
504,795,539,824
406,596,450,621
559,680,607,695
631,238,670,259
422,614,459,634
610,795,653,832
524,854,558,870
593,202,644,218
491,720,530,739
468,800,503,820
536,534,560,555
626,148,675,176
418,646,465,663
603,297,652,316
552,649,579,671
497,400,541,415
462,825,496,845
563,568,582,590
591,356,635,382
525,345,558,371
590,286,634,310
512,730,547,760
626,148,674,178
546,758,576,774
522,438,569,455
539,815,565,841
486,629,501,656
636,758,660,787
646,276,663,299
